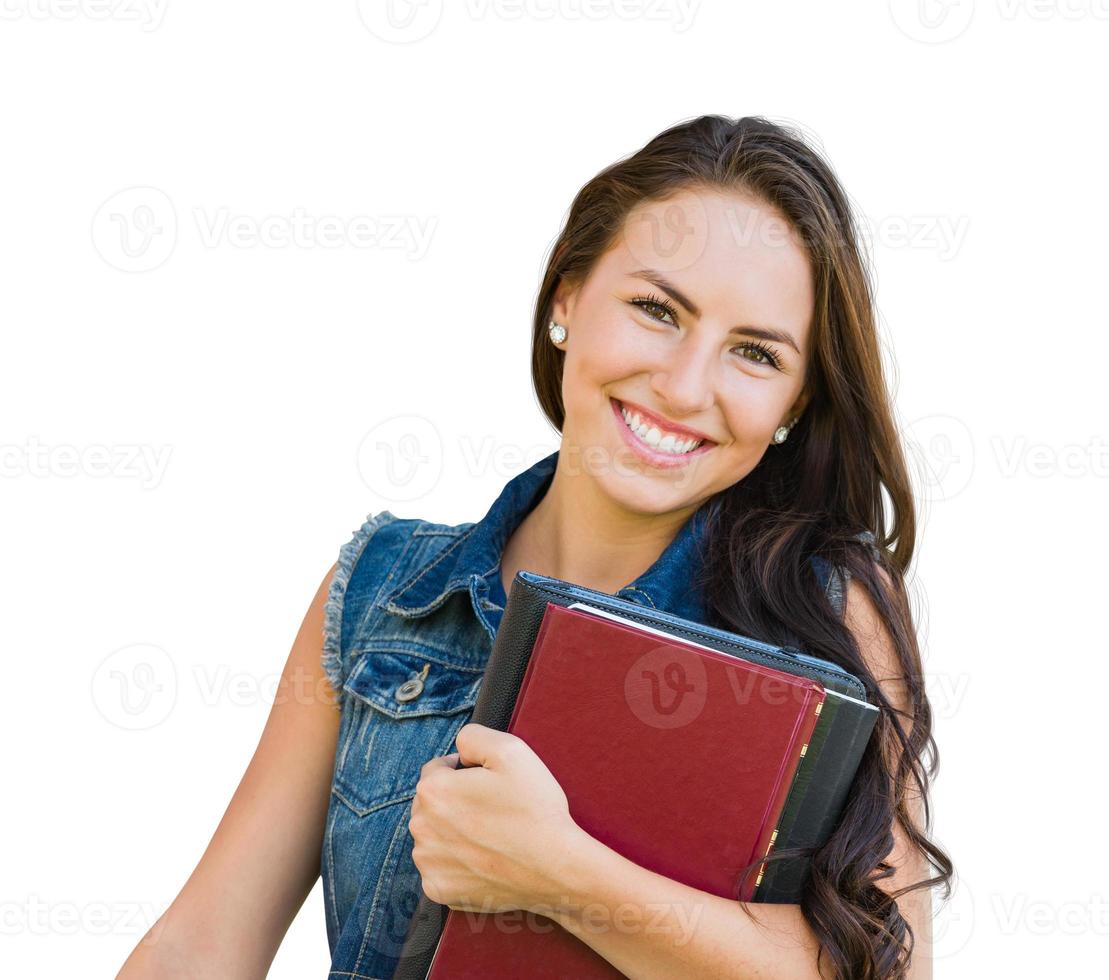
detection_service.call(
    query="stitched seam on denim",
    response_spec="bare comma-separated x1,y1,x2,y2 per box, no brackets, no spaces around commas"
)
347,694,478,723
351,637,487,663
356,810,412,976
619,585,658,608
337,701,372,776
381,527,474,606
347,648,486,675
338,522,434,653
328,971,388,979
324,796,341,939
827,565,848,618
361,709,381,785
332,785,416,819
411,523,471,537
334,702,474,815
369,523,428,611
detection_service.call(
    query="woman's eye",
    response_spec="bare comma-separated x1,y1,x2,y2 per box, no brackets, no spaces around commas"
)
631,295,784,370
631,298,677,325
734,344,782,370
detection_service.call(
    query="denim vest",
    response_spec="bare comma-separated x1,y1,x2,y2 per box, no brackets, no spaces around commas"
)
319,448,855,979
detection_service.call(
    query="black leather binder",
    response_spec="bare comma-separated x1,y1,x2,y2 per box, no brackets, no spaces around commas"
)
391,570,878,979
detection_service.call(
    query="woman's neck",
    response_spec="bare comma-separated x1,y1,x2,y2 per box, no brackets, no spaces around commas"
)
500,456,698,597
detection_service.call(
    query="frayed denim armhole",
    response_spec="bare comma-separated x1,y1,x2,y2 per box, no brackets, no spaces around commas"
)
826,565,848,619
824,530,881,620
321,511,395,699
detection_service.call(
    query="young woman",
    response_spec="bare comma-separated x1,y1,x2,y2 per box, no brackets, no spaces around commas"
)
118,114,952,980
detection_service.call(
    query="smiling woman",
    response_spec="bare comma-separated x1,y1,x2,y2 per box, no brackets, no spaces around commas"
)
538,183,817,521
117,113,950,980
520,114,954,978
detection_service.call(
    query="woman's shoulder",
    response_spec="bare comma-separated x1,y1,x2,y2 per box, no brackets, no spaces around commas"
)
321,509,474,694
810,529,882,619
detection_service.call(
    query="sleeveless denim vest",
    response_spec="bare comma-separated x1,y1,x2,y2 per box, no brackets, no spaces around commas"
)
319,448,866,979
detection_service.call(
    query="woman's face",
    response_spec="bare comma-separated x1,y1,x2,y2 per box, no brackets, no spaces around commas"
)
551,185,814,516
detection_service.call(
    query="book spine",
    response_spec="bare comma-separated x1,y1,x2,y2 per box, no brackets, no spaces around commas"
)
747,693,824,900
753,701,879,903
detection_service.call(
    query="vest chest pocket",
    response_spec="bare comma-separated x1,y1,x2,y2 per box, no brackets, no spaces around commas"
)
332,649,485,817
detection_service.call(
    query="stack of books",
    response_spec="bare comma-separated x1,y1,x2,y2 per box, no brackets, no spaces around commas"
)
393,570,878,980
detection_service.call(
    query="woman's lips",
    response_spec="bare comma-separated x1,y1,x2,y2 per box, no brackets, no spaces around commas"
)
610,397,715,469
615,397,715,443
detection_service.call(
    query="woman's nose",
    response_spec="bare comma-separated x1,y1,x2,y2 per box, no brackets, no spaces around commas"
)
648,340,715,416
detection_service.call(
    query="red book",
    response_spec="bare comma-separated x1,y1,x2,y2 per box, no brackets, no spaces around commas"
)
426,601,825,978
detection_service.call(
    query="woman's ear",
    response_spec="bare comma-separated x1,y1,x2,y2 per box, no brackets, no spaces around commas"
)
551,276,580,326
787,387,811,425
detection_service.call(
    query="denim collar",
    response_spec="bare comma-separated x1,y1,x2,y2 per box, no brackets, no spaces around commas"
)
382,449,711,624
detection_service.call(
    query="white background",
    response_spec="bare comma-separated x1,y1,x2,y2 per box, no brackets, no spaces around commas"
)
2,2,1106,977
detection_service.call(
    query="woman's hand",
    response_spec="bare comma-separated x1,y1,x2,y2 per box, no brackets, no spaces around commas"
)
408,722,585,916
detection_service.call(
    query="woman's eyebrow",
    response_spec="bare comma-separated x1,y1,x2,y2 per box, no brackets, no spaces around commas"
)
627,268,801,355
629,268,704,317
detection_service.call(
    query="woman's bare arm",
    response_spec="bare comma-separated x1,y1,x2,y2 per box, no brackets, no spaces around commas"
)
117,563,343,979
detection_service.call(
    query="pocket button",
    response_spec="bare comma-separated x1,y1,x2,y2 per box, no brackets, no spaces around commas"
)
394,663,430,703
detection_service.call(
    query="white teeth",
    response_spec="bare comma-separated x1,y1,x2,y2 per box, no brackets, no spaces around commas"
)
618,403,704,455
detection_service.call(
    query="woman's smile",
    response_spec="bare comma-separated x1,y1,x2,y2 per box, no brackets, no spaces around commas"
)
609,396,717,470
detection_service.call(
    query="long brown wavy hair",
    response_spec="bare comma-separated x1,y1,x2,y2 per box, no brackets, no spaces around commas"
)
529,114,953,979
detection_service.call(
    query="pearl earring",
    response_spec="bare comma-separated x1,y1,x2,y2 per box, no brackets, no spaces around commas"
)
548,320,567,344
773,423,792,445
